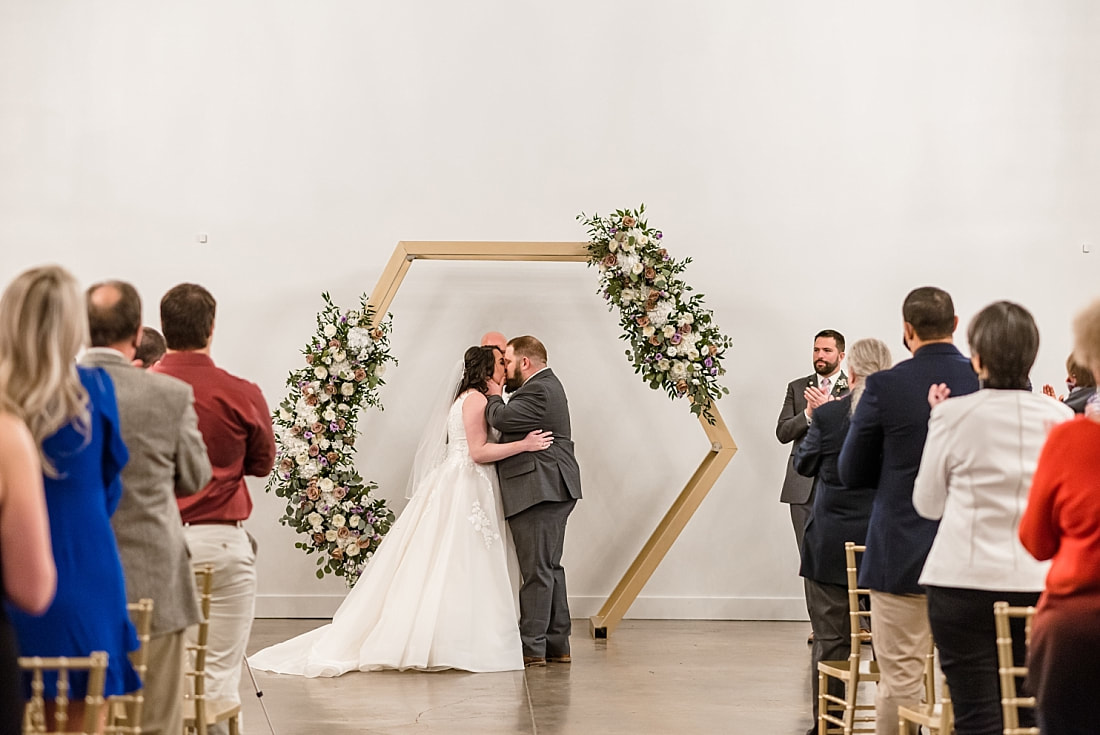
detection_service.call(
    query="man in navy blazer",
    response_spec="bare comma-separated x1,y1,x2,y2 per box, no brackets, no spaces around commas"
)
838,287,979,735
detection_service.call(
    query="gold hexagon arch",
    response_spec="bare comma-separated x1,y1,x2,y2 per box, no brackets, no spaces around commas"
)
364,241,738,638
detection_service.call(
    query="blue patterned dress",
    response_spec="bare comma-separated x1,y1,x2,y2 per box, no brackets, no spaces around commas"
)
7,366,140,698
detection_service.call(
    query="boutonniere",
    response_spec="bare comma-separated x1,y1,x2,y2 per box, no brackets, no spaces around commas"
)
834,375,849,392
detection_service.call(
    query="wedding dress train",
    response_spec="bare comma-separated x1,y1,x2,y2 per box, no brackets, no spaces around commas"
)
248,393,523,675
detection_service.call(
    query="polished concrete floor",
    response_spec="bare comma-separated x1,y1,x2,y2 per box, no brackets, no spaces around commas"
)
240,619,815,734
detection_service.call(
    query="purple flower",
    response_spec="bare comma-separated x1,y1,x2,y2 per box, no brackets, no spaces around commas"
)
330,422,339,431
710,368,718,376
303,431,313,440
655,231,663,239
655,353,664,360
704,357,714,368
340,315,348,324
671,333,682,345
319,457,328,466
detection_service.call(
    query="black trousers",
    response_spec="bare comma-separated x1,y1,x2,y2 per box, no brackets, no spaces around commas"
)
926,585,1039,735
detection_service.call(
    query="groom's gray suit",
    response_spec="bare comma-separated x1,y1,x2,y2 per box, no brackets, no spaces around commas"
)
486,368,581,659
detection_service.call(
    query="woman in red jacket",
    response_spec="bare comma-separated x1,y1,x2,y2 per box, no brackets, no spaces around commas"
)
1019,297,1100,735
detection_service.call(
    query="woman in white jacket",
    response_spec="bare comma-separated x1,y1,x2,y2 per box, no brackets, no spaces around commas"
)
914,301,1072,735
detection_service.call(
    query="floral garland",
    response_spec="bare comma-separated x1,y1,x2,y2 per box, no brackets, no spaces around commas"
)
577,205,733,421
266,293,398,584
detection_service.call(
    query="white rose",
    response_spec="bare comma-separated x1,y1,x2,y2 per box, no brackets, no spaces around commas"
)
637,234,649,246
332,514,346,528
323,408,336,421
325,529,338,542
642,325,656,338
621,238,634,252
307,512,322,527
686,347,700,361
621,288,635,303
333,438,344,450
337,403,350,412
319,438,330,450
314,366,328,380
318,477,335,493
295,453,310,466
300,461,319,479
333,350,346,362
374,364,386,378
349,515,361,528
340,382,356,396
631,262,644,275
323,324,337,338
346,544,360,556
318,392,330,403
679,313,695,326
608,239,619,252
667,345,678,357
663,325,677,339
670,361,689,380
657,359,671,372
279,407,292,421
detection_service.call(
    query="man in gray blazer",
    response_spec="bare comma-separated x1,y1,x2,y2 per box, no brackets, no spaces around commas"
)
486,336,582,667
83,280,212,735
775,329,849,554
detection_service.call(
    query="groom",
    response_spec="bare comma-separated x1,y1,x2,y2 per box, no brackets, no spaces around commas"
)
486,336,582,667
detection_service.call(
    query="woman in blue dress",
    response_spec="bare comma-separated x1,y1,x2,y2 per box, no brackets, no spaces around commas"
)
0,265,140,725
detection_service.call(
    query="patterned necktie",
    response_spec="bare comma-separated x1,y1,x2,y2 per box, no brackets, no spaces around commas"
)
820,377,831,395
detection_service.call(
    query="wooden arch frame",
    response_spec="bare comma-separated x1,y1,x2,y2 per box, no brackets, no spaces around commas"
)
365,241,738,637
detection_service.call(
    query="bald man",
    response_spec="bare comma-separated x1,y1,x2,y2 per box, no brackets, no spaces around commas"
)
481,331,507,353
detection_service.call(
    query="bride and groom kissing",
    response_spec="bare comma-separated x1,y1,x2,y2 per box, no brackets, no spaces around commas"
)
250,334,582,674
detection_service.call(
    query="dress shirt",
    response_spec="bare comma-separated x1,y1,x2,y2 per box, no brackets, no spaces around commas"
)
152,352,275,522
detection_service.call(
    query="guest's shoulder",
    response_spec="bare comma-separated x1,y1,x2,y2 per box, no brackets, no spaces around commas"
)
815,395,850,423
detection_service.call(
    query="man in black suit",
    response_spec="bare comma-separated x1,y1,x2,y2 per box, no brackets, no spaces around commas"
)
838,287,979,735
776,329,849,554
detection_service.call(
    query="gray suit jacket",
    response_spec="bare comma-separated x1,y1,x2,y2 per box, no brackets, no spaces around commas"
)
486,368,582,518
775,371,848,505
80,349,211,636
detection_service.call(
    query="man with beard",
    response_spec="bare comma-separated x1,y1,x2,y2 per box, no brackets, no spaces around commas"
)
776,330,849,556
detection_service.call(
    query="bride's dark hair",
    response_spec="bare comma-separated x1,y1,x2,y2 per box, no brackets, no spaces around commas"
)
456,345,498,398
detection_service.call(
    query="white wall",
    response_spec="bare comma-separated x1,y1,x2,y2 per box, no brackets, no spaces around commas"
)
2,1,1098,620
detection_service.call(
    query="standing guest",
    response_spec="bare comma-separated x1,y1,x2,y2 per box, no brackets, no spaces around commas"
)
1042,353,1096,415
914,301,1070,735
1020,298,1100,735
0,265,141,727
480,331,508,353
776,330,849,556
794,337,893,735
133,326,167,369
838,287,979,735
83,280,213,735
152,283,275,731
0,412,56,733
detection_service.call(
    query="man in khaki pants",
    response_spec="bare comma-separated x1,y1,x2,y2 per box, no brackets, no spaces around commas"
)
83,281,212,734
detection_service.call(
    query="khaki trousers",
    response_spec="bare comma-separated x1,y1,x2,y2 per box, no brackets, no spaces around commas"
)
868,590,932,735
136,630,185,735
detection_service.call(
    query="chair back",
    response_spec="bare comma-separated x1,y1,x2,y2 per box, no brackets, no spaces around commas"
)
994,601,1038,735
105,598,154,734
183,565,214,735
20,651,109,735
844,542,872,660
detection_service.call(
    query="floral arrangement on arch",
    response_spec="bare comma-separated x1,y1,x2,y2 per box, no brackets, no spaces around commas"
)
577,205,733,421
266,293,398,584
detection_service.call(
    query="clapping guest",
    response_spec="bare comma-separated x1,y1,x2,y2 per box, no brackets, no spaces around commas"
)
0,265,140,729
0,412,56,733
1020,298,1100,735
915,301,1071,735
794,337,893,735
1042,353,1096,415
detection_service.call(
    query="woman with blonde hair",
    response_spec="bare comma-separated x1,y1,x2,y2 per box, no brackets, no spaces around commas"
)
1020,298,1100,734
794,337,894,734
0,265,140,724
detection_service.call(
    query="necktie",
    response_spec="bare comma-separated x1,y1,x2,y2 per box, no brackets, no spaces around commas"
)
820,377,831,395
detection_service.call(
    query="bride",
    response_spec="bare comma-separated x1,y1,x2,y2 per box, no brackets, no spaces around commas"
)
249,345,553,675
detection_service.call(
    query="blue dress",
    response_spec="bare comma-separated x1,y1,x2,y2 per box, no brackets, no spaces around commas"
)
7,367,140,698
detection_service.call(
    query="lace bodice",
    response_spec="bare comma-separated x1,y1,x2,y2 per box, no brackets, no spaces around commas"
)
445,396,470,459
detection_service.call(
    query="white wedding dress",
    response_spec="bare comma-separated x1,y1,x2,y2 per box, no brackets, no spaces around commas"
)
249,392,523,674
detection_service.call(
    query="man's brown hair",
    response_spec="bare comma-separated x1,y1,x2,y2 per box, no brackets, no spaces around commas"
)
86,280,142,347
508,335,547,365
160,283,216,350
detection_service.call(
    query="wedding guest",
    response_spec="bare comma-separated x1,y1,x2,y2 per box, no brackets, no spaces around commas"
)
1020,298,1100,735
134,326,167,368
838,286,979,735
84,281,212,735
152,283,275,732
1042,353,1096,415
0,265,140,729
914,301,1070,735
480,331,507,353
794,337,892,735
0,412,56,733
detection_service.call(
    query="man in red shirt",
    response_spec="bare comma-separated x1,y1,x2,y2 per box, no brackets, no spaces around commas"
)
153,283,275,730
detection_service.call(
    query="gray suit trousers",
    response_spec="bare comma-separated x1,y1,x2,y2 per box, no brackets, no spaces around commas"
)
508,499,576,658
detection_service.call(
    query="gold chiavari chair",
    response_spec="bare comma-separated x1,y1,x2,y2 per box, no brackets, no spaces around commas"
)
817,542,879,735
994,601,1038,735
105,598,154,734
898,642,952,734
183,565,241,735
20,651,109,735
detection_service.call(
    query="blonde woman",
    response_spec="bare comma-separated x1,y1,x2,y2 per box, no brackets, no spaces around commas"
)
0,266,139,724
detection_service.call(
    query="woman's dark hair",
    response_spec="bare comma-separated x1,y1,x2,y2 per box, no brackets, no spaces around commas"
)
456,345,497,397
968,300,1039,390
